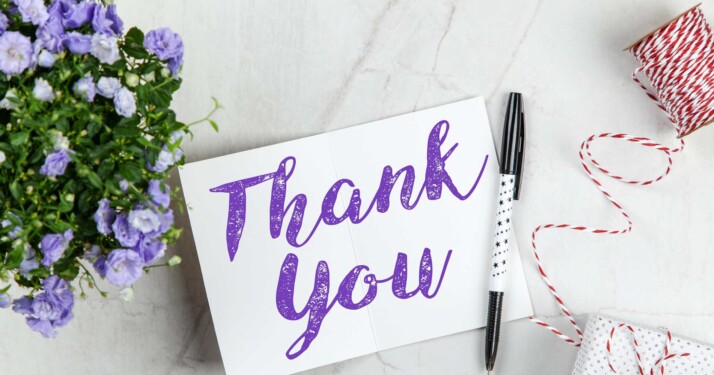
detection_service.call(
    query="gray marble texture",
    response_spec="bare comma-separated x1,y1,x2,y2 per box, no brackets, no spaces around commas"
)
2,0,714,374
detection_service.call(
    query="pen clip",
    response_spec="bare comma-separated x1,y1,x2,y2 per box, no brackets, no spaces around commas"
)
513,101,525,200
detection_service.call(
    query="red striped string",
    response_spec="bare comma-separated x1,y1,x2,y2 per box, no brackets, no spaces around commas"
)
527,6,711,371
605,324,690,375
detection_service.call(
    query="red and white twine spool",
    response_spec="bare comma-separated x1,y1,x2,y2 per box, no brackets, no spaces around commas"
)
529,5,711,370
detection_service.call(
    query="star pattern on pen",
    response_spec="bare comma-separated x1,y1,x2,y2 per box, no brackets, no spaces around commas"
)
491,174,515,278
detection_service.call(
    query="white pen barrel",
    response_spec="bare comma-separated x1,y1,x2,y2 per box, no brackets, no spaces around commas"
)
489,173,515,292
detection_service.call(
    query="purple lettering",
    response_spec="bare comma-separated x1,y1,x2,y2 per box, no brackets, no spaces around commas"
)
275,248,453,359
390,248,452,299
210,121,488,261
276,253,333,359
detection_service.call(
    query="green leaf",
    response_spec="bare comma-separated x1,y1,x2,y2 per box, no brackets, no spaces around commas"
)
87,120,103,137
123,45,149,59
28,267,50,278
45,219,72,233
86,171,103,189
53,259,79,280
209,119,219,132
211,96,222,109
119,162,142,182
123,27,149,59
10,131,28,146
5,247,24,269
105,178,122,195
29,147,44,164
57,200,73,213
125,27,144,45
15,275,34,288
140,61,159,74
9,181,20,200
114,121,141,138
137,137,161,150
97,159,115,178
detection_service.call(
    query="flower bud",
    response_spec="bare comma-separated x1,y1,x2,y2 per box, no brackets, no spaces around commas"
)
160,67,171,78
142,71,155,83
119,287,134,302
125,72,140,88
38,50,55,68
167,255,182,266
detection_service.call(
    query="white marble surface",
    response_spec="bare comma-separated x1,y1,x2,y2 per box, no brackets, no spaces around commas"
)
3,0,714,374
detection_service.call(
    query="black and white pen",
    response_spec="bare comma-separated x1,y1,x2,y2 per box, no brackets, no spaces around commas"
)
485,92,525,374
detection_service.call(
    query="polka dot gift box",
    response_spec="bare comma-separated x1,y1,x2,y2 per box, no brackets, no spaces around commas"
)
572,315,714,375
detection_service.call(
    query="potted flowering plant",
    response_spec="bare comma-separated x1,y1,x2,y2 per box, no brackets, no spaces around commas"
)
0,0,219,338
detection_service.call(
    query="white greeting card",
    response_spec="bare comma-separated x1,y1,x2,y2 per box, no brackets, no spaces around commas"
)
179,97,533,374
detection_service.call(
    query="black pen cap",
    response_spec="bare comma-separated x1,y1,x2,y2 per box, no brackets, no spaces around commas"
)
500,93,521,174
500,92,525,199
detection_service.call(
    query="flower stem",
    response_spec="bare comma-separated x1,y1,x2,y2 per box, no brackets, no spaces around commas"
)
78,262,107,297
185,97,222,128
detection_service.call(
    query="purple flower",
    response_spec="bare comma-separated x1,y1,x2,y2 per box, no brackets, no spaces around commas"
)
90,33,119,64
0,12,9,33
37,23,65,53
73,74,96,102
93,198,115,234
40,149,73,177
38,49,55,68
92,4,123,36
144,27,184,61
128,208,160,234
40,229,73,267
0,31,33,76
148,180,170,208
119,179,129,192
162,209,174,229
37,3,66,52
83,244,101,262
134,235,166,265
152,208,174,236
13,275,74,338
33,78,55,102
148,146,182,172
168,53,183,76
2,217,21,238
113,87,136,117
170,130,187,145
12,296,33,315
105,249,143,287
112,214,139,247
60,0,95,29
19,245,39,276
0,293,10,308
14,0,49,25
62,31,92,54
31,293,63,321
96,76,121,98
26,317,56,338
42,275,74,309
93,256,107,277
